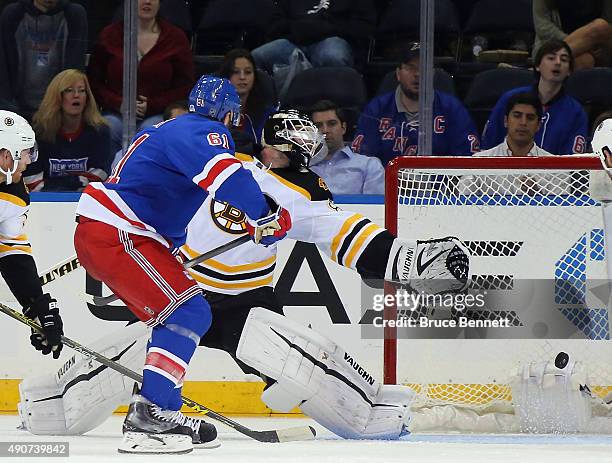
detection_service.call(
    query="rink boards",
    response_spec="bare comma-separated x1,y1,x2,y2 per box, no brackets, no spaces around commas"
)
0,193,608,414
0,194,385,414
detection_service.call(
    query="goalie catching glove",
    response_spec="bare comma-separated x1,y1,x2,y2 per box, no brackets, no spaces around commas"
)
385,237,470,294
23,293,63,359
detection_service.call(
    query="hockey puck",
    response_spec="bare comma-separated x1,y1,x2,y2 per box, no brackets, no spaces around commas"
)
555,351,569,369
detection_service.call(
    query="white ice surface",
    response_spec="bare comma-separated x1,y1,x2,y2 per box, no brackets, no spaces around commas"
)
3,414,612,462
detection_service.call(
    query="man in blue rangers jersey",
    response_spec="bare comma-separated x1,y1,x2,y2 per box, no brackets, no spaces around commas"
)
0,111,63,359
20,111,470,442
73,76,292,454
481,39,588,155
351,43,480,166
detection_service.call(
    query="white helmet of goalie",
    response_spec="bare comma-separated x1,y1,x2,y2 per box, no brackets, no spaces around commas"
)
0,111,37,185
261,110,327,170
591,118,612,173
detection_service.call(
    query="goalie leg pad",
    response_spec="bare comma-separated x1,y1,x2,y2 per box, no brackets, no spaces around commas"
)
237,308,415,439
510,353,592,433
19,323,149,435
385,237,471,294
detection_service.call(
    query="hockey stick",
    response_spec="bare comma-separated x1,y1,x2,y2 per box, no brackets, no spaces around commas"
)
0,301,316,443
92,234,252,306
39,254,80,287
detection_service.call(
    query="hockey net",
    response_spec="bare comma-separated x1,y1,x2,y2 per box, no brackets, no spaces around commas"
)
384,156,612,426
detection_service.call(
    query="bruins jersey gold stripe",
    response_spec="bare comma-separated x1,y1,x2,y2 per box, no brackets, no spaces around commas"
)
344,223,382,268
0,243,32,257
182,244,275,273
190,272,274,290
331,214,363,262
331,215,385,269
0,179,30,206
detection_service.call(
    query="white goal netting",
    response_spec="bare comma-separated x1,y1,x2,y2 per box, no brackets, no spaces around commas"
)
384,156,612,421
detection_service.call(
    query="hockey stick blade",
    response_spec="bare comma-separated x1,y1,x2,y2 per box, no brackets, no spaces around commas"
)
0,302,316,443
91,234,252,306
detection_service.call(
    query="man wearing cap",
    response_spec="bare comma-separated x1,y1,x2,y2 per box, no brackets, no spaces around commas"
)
351,43,480,166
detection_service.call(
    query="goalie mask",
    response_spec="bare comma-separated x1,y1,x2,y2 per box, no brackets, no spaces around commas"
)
261,110,327,170
592,118,612,173
0,110,37,185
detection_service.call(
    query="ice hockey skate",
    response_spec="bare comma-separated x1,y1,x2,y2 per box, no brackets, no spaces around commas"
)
118,390,219,454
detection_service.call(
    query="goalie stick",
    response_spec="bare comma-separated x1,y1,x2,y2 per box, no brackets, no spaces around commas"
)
0,301,316,443
91,234,252,306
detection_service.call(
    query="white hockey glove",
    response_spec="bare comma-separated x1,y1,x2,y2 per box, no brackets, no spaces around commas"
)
510,352,592,433
385,237,471,294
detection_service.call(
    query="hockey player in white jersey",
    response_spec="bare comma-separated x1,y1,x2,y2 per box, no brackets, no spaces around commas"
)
18,110,470,440
0,111,63,358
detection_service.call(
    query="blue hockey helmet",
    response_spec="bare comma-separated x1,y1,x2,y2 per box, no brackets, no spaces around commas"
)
188,75,241,126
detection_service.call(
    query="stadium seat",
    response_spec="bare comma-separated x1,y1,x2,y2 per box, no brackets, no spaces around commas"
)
463,67,533,132
283,67,367,108
462,0,533,62
257,69,278,107
374,0,461,60
565,68,612,106
196,0,274,55
283,67,368,138
376,68,456,96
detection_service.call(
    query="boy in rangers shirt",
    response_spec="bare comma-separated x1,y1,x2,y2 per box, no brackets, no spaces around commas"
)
481,39,588,155
351,42,480,166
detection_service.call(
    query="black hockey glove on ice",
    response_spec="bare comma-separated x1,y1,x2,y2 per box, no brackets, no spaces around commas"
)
23,293,63,359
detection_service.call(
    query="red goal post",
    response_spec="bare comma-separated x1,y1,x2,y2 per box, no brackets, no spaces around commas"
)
383,155,609,408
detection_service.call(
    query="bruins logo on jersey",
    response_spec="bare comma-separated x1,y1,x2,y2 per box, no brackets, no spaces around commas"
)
210,199,247,234
318,178,329,191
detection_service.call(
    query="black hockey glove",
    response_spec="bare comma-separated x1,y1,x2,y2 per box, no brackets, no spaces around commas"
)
23,293,63,359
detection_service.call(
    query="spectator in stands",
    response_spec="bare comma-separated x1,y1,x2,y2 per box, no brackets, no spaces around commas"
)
477,92,552,157
533,0,612,70
251,0,375,73
218,49,277,147
24,69,110,191
309,99,384,195
111,99,188,171
481,39,588,155
460,93,561,196
351,43,480,166
87,0,194,154
0,0,88,119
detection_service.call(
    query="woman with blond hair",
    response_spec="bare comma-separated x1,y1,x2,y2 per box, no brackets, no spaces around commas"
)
25,69,111,191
